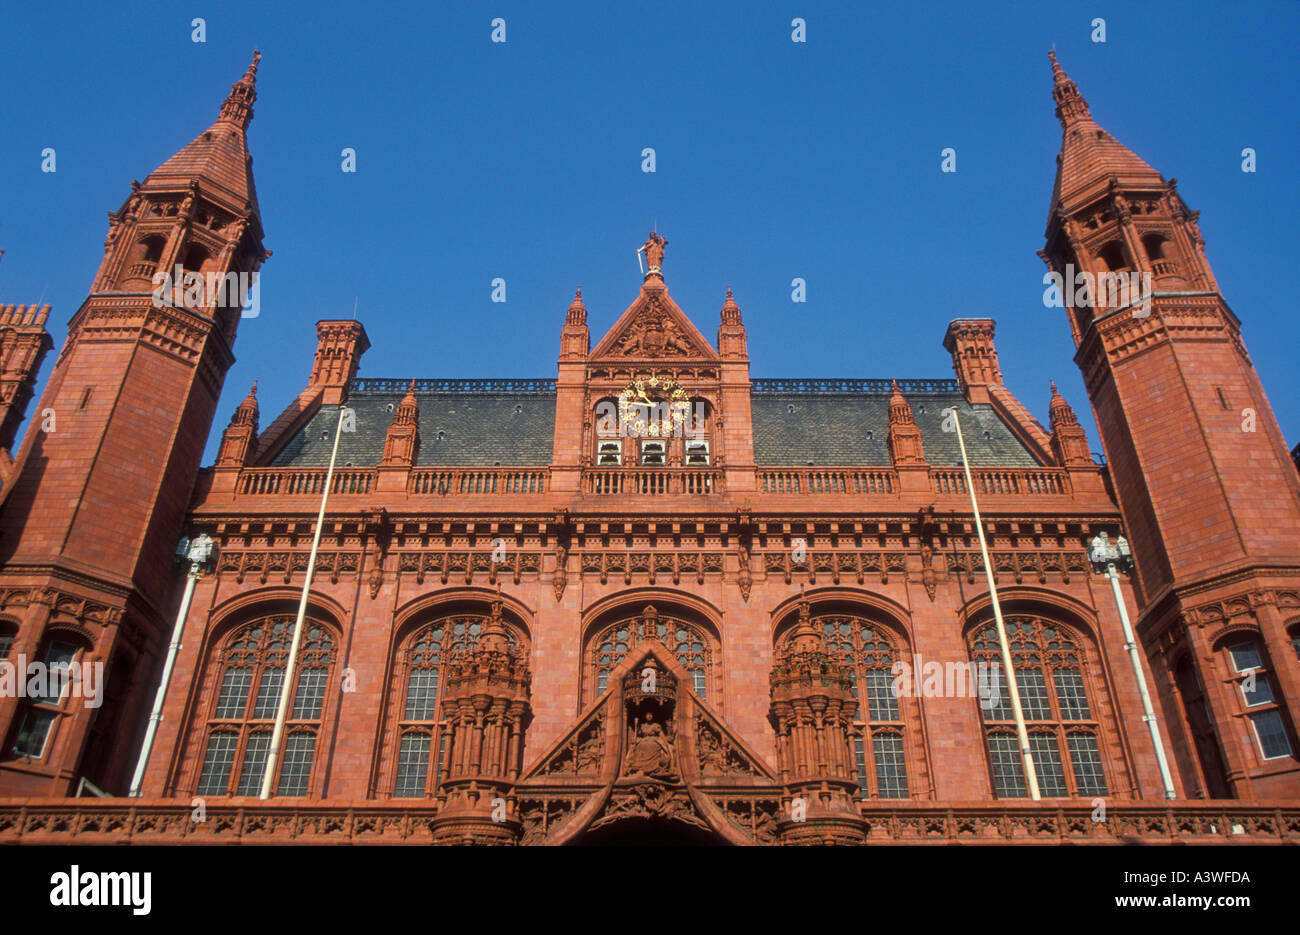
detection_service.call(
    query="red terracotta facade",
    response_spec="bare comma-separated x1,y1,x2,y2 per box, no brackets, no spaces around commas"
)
0,53,1297,846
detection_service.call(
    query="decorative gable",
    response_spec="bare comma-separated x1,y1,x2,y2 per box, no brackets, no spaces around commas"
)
590,282,718,361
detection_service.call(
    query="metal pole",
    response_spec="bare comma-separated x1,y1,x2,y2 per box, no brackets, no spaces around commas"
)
129,565,200,797
1106,562,1177,799
950,409,1041,800
260,404,346,799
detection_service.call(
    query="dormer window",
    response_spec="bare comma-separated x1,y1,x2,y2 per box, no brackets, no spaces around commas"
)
685,439,709,466
640,440,666,466
597,440,622,466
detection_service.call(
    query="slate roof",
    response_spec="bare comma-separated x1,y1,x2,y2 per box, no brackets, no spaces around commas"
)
268,379,1040,468
270,388,557,468
751,390,1039,467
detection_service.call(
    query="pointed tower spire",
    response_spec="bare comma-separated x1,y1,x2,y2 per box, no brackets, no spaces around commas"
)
887,380,926,466
717,286,747,359
234,381,259,422
1044,51,1163,217
380,380,421,467
215,382,260,468
219,50,261,129
559,288,590,359
1048,50,1090,128
1047,380,1093,468
142,52,267,225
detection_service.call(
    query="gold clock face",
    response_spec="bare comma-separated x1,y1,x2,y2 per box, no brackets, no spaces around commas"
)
618,374,690,437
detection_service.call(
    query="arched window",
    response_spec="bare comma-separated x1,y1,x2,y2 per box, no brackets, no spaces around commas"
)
782,613,910,798
587,605,711,702
1097,241,1127,272
1219,636,1295,761
181,243,210,273
392,614,525,798
1141,233,1167,262
6,631,89,761
194,616,335,797
124,235,166,283
969,615,1107,798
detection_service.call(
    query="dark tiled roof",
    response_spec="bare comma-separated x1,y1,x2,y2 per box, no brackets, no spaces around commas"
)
751,391,1039,467
270,390,556,468
267,382,1038,468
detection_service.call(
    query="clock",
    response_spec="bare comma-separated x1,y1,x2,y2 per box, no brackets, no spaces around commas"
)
618,374,690,437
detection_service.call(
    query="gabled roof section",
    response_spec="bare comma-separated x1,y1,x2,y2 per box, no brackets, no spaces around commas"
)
589,238,719,361
1047,51,1164,215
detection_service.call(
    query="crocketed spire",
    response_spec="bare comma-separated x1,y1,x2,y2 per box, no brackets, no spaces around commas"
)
1048,380,1078,427
219,51,261,129
1048,50,1090,128
232,381,259,425
147,52,265,218
1046,51,1163,214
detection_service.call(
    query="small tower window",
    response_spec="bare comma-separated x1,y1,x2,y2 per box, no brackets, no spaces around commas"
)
182,244,210,272
1141,233,1167,262
141,236,165,265
597,440,622,466
640,440,666,466
685,439,710,466
1098,241,1127,272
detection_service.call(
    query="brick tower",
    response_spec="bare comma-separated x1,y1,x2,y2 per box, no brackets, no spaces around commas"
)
0,54,268,795
1040,52,1300,798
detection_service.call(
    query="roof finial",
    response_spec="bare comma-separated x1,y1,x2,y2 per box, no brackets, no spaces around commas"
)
219,50,261,130
1047,50,1091,128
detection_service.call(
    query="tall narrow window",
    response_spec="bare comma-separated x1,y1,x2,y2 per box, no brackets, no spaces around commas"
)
811,614,910,799
194,617,335,796
392,614,524,798
969,615,1108,798
1224,638,1294,761
8,637,84,761
588,606,712,703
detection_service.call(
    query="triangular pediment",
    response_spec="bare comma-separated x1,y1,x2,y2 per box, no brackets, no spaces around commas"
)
589,282,719,361
516,640,777,845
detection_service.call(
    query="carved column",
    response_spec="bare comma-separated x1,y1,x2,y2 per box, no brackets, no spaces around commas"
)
767,596,866,844
430,593,532,845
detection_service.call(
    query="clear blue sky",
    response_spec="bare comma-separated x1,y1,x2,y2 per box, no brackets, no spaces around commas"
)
1,1,1296,464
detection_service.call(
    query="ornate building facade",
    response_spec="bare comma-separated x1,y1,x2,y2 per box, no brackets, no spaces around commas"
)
0,53,1298,845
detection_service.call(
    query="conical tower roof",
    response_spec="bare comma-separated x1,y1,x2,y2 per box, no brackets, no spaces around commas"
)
146,52,263,220
1047,51,1164,215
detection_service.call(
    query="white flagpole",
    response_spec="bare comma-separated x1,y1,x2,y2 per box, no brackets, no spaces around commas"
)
260,403,347,799
950,407,1041,800
129,537,210,797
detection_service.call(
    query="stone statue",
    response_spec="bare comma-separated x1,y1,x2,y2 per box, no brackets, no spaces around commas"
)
623,712,674,777
642,232,667,271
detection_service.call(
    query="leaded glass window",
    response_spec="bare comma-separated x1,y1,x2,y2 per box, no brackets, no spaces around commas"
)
969,615,1108,798
194,616,335,796
788,613,910,799
587,606,711,703
393,615,524,798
